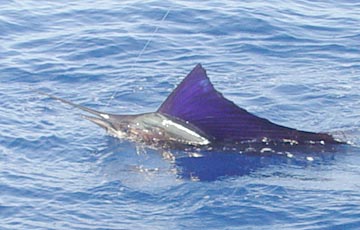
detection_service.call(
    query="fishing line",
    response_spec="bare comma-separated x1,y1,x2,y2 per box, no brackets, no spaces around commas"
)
106,7,171,107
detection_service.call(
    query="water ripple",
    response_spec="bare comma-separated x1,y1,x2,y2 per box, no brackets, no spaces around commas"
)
1,0,360,229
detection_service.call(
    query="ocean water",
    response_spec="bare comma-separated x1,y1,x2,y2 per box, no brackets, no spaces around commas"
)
1,0,360,229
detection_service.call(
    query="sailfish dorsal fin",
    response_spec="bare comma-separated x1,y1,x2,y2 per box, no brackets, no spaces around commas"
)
157,64,305,143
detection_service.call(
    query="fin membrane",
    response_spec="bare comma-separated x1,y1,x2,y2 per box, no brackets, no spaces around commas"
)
158,64,335,144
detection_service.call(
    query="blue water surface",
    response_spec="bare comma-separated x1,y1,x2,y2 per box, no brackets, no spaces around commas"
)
1,0,360,229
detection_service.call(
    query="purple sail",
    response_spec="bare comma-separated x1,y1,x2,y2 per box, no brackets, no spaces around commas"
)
158,64,337,144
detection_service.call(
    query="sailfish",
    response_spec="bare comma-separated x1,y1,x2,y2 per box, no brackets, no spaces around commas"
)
38,64,343,151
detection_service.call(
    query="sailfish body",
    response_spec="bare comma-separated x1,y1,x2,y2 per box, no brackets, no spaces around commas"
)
39,64,341,150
